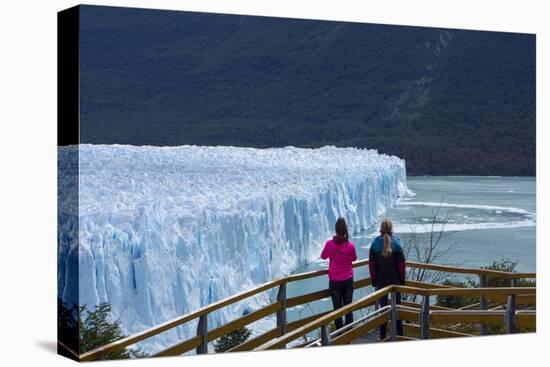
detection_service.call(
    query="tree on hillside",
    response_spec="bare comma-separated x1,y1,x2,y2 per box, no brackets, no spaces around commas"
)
436,259,536,335
481,259,536,288
435,278,476,309
213,326,252,353
58,299,80,358
78,303,147,359
57,299,147,359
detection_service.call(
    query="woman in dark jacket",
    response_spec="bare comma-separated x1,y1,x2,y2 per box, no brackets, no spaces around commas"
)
368,218,406,340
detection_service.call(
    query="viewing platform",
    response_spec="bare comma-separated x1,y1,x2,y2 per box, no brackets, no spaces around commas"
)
75,260,536,361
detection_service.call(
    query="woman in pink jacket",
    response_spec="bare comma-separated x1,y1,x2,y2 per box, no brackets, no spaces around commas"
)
320,217,357,329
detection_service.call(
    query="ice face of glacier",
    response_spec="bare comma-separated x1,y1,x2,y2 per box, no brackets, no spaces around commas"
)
57,144,406,354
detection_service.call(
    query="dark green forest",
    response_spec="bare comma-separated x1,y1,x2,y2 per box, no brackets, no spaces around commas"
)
79,6,535,175
436,259,536,335
58,300,146,360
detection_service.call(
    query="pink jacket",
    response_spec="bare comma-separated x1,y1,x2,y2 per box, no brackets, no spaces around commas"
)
320,236,357,281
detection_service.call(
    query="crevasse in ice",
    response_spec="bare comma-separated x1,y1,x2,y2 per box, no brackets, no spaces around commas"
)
58,144,406,353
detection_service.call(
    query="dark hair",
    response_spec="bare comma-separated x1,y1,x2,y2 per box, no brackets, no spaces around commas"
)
335,217,349,241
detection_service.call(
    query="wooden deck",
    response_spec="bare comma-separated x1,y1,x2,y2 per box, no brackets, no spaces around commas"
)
76,260,536,361
351,330,380,344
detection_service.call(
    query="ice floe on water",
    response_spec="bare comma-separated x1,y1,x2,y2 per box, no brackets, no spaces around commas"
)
393,200,535,234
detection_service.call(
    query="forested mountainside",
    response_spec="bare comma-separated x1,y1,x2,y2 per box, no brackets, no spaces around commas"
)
79,6,535,175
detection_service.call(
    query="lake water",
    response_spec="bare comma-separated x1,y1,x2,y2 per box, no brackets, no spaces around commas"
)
282,176,536,329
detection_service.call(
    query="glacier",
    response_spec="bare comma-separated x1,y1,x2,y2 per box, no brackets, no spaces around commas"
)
57,144,406,354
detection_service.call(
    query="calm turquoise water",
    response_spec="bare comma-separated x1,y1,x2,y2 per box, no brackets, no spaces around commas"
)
283,176,536,325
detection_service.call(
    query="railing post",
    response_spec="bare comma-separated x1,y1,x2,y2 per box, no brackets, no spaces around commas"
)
275,282,287,350
420,295,430,339
479,274,487,335
196,314,208,354
505,293,517,334
276,282,287,337
390,291,398,341
320,325,331,346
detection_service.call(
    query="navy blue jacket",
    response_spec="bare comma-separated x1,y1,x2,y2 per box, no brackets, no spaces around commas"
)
368,235,406,288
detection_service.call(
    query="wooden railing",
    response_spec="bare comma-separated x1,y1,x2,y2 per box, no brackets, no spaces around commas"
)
79,260,536,361
255,285,536,349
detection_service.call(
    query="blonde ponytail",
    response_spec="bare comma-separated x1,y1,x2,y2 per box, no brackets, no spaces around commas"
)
382,233,393,257
380,219,393,257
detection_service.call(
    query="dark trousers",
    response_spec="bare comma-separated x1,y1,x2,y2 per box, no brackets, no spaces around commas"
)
377,291,403,340
329,277,354,329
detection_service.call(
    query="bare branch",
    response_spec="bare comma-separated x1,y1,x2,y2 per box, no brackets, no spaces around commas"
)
401,201,461,300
